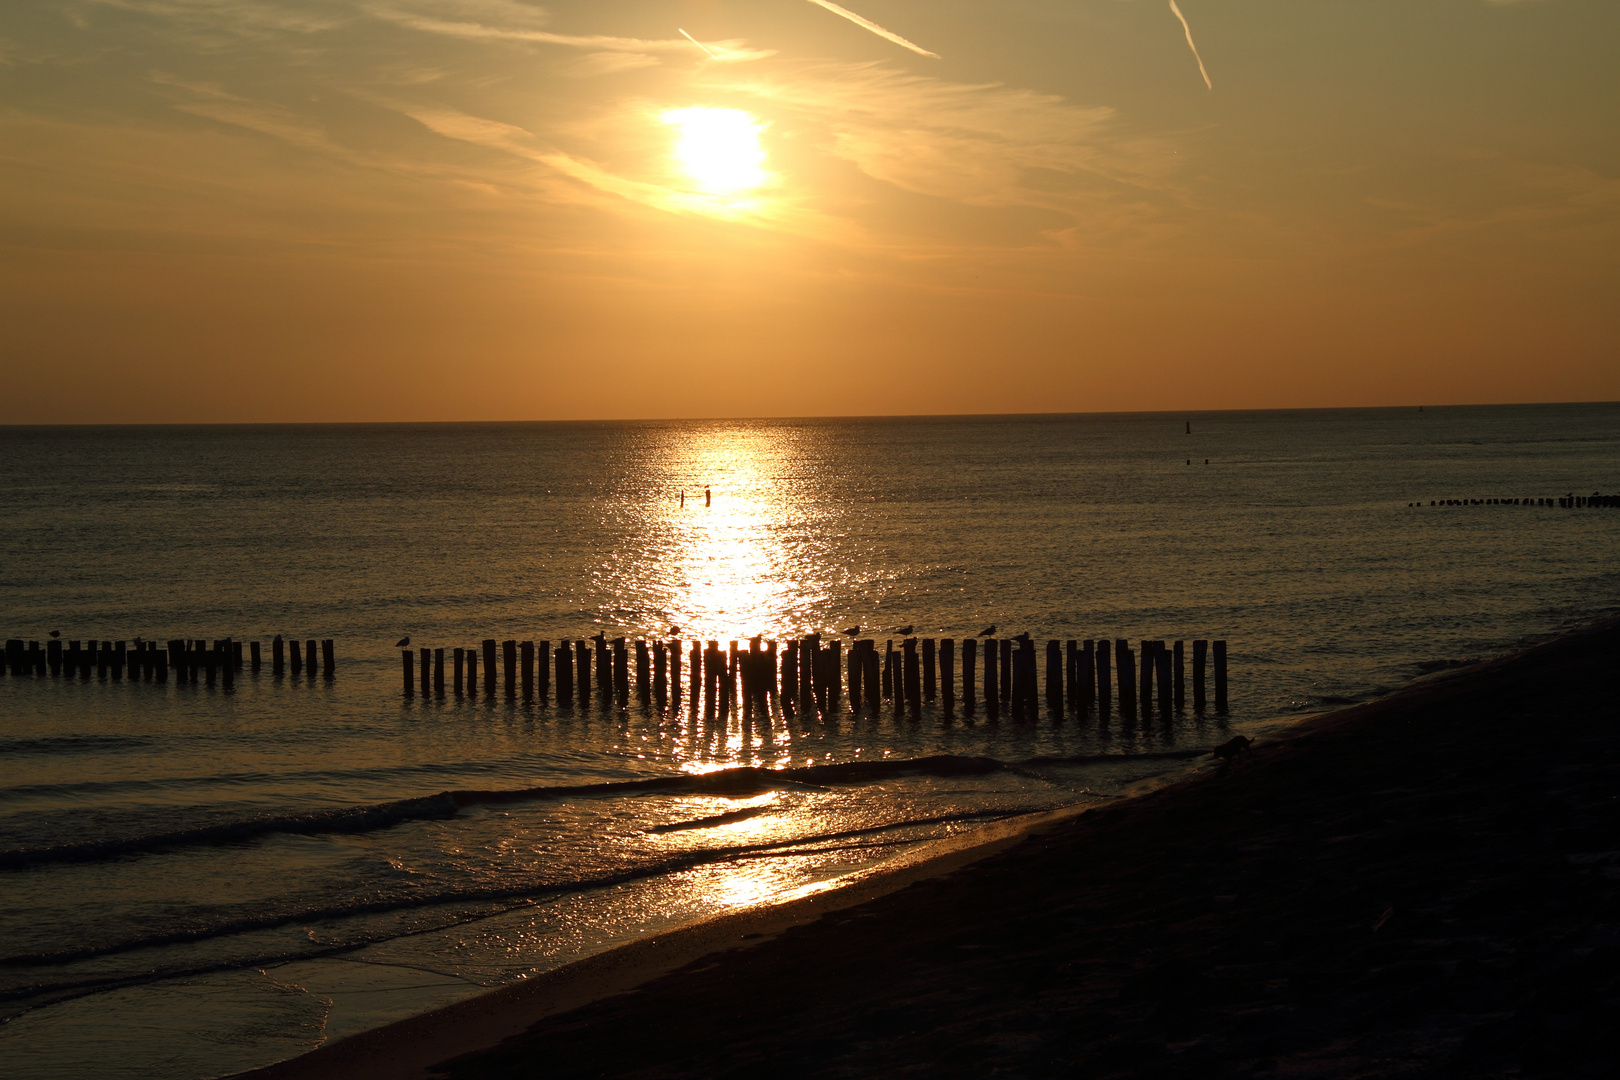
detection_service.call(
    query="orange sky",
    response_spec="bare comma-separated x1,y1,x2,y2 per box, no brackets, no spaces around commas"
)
2,1,1616,422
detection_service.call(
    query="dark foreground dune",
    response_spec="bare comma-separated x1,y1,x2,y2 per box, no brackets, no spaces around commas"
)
252,618,1620,1079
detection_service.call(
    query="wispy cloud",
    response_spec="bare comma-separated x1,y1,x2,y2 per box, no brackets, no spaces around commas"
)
1168,1,1212,91
803,0,939,60
369,4,774,62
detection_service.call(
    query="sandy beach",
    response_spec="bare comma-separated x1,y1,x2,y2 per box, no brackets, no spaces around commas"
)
244,617,1620,1079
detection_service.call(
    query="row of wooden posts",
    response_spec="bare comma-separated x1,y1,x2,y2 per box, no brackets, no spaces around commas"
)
1409,494,1616,507
2,635,334,686
404,636,1229,718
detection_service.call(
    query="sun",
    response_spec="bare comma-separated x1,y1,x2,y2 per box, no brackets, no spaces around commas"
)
662,107,768,194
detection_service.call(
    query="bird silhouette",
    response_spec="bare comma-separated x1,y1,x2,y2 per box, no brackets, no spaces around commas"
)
842,626,860,636
49,630,60,639
395,636,410,648
668,625,681,635
1013,632,1032,643
977,625,997,637
894,625,913,635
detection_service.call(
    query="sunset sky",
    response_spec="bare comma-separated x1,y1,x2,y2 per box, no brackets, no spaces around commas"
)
2,1,1616,422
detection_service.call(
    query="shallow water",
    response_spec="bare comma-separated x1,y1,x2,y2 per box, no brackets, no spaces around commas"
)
1,406,1617,1078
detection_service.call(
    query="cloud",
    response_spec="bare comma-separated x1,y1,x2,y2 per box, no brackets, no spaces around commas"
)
367,3,775,62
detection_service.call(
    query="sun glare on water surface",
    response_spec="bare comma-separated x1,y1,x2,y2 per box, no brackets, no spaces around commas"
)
662,107,768,194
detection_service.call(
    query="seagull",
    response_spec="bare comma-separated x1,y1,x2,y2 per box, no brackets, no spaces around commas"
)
1013,631,1031,642
977,625,997,637
668,625,681,635
395,636,410,648
842,626,861,636
49,630,60,638
894,625,914,635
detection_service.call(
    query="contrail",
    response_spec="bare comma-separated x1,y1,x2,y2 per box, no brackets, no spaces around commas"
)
803,0,940,59
1168,0,1212,90
678,28,718,59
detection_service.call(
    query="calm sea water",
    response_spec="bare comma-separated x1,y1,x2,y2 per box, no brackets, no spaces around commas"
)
1,407,1617,1079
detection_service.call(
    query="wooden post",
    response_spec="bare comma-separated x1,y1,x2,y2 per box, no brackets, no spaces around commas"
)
828,640,842,711
521,641,534,701
403,647,414,696
1155,641,1171,716
577,639,591,704
273,635,284,676
1008,641,1025,720
923,638,936,701
984,639,999,719
940,637,956,714
467,646,479,698
1117,639,1134,717
723,641,737,716
882,640,894,700
999,639,1012,711
706,641,722,718
1079,640,1095,712
155,644,168,682
306,640,317,678
454,647,465,696
595,638,610,705
1046,640,1062,713
848,639,862,711
536,640,550,701
1193,639,1207,711
1214,639,1228,712
654,641,667,705
1096,638,1112,714
250,640,261,672
554,642,571,704
1139,639,1154,714
221,642,234,689
1173,640,1185,711
420,647,430,696
435,648,445,694
801,635,818,716
636,639,650,701
863,642,880,715
779,640,796,718
690,641,702,715
48,639,61,676
667,639,681,710
765,639,778,715
1065,640,1077,711
482,640,497,699
503,639,517,699
890,640,904,715
962,638,976,714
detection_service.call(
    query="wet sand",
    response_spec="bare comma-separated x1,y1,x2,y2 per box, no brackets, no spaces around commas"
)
248,617,1620,1079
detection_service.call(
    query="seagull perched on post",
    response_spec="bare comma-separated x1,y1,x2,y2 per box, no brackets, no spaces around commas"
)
977,625,996,637
395,636,410,648
1013,631,1031,644
49,630,60,639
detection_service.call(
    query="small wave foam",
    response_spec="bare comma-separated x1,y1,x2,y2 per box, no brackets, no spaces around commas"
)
0,807,1033,977
0,753,1178,871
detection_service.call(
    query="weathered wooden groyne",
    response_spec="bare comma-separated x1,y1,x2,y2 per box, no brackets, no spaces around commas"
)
2,635,334,686
1410,493,1616,508
405,635,1230,719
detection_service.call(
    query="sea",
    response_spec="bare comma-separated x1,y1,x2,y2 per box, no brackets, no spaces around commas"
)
1,406,1616,1079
